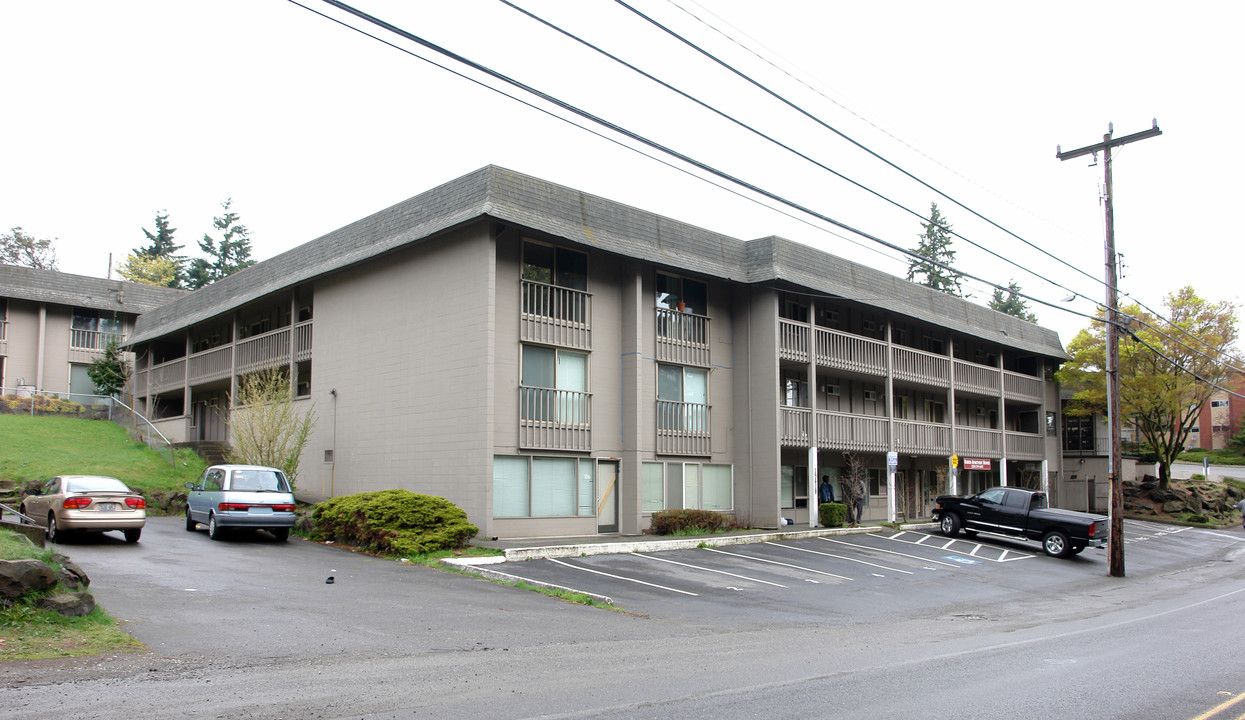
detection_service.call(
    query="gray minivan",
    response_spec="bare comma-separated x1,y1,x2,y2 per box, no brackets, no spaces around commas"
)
185,464,297,541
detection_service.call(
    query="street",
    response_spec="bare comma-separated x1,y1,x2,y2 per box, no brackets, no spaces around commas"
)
2,517,1244,719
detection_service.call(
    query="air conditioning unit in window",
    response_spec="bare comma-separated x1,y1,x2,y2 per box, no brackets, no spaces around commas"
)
976,407,986,416
863,390,878,402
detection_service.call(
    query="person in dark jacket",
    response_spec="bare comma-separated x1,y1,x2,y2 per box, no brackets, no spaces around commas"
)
818,477,835,505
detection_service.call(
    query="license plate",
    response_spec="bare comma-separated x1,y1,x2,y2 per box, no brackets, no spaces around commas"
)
96,503,118,511
249,506,273,514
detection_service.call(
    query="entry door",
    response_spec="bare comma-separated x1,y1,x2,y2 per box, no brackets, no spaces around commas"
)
596,461,619,533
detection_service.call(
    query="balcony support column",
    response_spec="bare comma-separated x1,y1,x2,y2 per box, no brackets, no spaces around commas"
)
184,332,192,438
806,303,819,527
998,353,1008,487
885,321,896,523
948,335,958,495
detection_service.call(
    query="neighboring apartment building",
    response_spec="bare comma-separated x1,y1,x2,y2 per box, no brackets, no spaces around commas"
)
1058,390,1140,512
1187,372,1245,451
0,264,186,399
126,166,1068,539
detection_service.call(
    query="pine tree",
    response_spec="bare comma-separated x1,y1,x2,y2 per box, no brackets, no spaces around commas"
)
906,202,963,296
988,280,1038,322
187,199,257,289
135,211,186,288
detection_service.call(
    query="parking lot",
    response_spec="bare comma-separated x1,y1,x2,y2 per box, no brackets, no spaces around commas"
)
479,520,1245,625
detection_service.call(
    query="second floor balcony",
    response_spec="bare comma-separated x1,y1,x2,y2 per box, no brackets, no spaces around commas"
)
519,386,591,452
657,399,711,456
69,328,122,363
656,307,710,366
135,320,313,397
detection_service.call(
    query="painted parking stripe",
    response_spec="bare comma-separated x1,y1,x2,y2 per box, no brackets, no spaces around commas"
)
768,541,914,575
822,536,960,568
547,557,699,596
633,552,788,588
704,547,854,581
888,531,1034,562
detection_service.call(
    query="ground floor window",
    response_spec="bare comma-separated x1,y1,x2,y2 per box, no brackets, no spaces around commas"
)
780,465,808,509
641,462,665,512
493,455,595,518
640,461,733,513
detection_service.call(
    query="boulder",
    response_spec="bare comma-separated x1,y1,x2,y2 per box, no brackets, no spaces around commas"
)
39,591,96,617
51,553,90,589
1162,500,1186,514
0,558,56,598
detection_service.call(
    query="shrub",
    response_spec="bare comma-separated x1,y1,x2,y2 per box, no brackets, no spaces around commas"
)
819,502,847,527
648,509,734,535
312,489,478,556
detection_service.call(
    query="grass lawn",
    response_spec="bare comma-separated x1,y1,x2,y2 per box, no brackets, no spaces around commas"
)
0,529,144,661
0,414,204,494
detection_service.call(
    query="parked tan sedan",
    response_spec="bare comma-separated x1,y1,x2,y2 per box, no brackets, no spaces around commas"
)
20,475,147,543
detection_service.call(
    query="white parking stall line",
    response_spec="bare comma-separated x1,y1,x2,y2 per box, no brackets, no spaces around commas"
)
824,537,960,568
889,531,1035,562
633,553,788,588
1202,531,1245,543
705,548,854,581
548,558,699,596
768,541,914,575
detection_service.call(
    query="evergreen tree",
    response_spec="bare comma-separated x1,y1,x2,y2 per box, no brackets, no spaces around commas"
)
87,336,130,396
988,280,1038,322
135,211,186,288
906,202,963,296
117,253,182,287
187,199,256,290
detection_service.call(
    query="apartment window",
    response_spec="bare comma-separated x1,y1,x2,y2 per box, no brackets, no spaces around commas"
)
782,376,808,408
71,308,123,349
493,455,596,518
658,364,707,431
521,345,587,422
641,462,665,513
781,465,808,509
676,462,733,511
656,272,707,315
924,400,945,423
1046,411,1057,436
522,241,588,322
868,468,886,497
1211,400,1229,408
1063,411,1095,452
781,298,809,323
893,395,909,419
924,336,946,354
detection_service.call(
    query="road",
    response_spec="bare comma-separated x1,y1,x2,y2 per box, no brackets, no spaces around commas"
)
2,517,1244,719
1171,460,1245,482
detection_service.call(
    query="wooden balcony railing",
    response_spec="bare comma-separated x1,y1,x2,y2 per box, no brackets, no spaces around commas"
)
1004,370,1043,404
779,320,809,363
237,326,291,375
892,346,951,388
893,419,952,456
519,386,591,451
955,426,1002,458
295,320,313,362
70,328,121,350
816,411,888,453
188,345,233,385
656,399,711,456
954,359,1001,396
780,406,811,446
521,280,591,350
656,308,710,367
814,326,887,376
148,358,186,395
1005,431,1046,460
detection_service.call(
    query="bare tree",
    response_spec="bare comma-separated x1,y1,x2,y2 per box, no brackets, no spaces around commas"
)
227,368,316,492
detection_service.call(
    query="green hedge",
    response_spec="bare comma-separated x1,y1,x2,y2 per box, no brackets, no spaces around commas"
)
312,489,478,556
649,509,735,535
819,502,847,528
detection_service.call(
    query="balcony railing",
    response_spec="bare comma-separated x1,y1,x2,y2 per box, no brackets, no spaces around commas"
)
955,426,1002,458
656,399,711,456
780,406,811,446
779,321,809,363
954,359,1001,396
1004,370,1043,404
894,419,952,456
188,345,233,385
816,411,888,453
148,358,186,395
1006,432,1046,460
814,326,887,376
236,326,291,375
656,308,710,366
1064,436,1110,457
70,328,122,350
892,346,951,388
519,387,591,451
133,370,146,396
521,280,591,350
295,320,313,362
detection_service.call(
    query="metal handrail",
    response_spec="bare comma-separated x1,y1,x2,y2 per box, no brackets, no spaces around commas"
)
0,502,37,526
109,395,176,470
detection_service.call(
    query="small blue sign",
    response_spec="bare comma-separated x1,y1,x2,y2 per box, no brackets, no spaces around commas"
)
943,556,979,565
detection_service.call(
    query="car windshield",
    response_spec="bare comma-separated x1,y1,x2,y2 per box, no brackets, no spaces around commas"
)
229,470,290,492
65,477,130,493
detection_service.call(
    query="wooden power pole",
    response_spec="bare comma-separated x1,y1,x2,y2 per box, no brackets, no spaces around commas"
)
1057,120,1162,578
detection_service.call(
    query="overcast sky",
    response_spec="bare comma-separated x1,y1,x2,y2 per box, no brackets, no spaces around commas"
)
3,0,1241,348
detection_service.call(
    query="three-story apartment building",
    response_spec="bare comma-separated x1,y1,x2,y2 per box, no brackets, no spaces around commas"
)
126,166,1068,539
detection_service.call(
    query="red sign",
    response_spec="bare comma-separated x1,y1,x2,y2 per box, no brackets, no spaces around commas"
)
963,458,991,471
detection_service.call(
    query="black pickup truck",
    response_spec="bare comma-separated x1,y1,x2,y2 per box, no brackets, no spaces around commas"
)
933,487,1108,558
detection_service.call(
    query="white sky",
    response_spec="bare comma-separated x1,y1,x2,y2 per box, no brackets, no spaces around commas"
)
3,0,1241,349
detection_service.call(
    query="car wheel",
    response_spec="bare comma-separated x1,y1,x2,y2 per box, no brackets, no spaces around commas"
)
124,528,142,543
270,528,290,542
185,508,197,531
208,513,224,541
1043,530,1071,558
47,514,61,542
939,512,961,537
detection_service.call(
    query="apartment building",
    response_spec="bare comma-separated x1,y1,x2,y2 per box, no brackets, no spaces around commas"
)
0,264,185,399
126,166,1068,539
1188,372,1245,451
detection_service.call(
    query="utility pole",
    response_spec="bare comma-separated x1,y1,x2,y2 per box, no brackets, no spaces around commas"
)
1057,120,1161,578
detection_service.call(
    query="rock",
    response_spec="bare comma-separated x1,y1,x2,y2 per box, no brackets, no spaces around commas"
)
0,559,56,598
1162,500,1186,514
39,591,96,617
51,554,90,589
